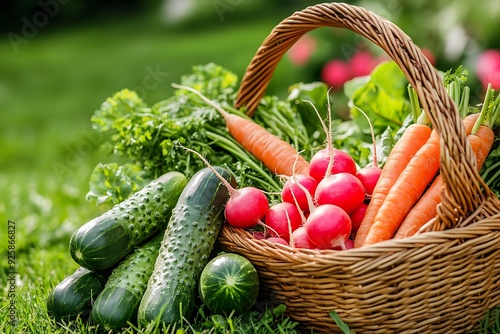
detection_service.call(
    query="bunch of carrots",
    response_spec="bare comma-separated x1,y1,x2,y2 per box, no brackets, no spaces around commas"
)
174,78,498,249
354,83,500,247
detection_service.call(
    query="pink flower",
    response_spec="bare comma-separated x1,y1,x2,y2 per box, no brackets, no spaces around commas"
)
349,51,378,78
288,35,317,66
421,48,436,66
321,59,351,90
477,49,500,89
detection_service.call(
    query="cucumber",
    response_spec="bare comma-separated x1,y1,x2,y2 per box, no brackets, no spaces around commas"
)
46,267,108,322
70,171,187,271
199,253,259,316
91,233,163,331
137,166,234,327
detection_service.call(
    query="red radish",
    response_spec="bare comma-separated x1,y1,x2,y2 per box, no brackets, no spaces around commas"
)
356,167,382,195
349,202,367,238
309,148,357,182
225,187,269,229
306,98,357,184
291,226,315,249
353,105,382,195
321,59,351,90
264,202,302,242
179,145,269,229
333,238,354,250
304,204,351,250
266,237,289,246
281,174,318,212
314,172,365,214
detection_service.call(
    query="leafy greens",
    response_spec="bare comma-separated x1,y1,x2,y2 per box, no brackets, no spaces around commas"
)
87,63,316,206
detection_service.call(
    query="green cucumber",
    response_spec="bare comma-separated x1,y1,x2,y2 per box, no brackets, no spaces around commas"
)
70,171,187,271
199,253,259,316
46,267,108,322
91,233,163,331
137,166,234,327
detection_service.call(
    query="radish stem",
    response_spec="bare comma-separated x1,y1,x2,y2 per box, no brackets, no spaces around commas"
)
177,144,236,195
352,104,378,168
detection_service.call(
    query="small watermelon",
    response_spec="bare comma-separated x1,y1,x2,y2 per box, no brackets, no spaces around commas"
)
198,253,259,316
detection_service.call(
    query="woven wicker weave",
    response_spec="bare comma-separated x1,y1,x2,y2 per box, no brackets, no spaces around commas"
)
217,3,500,333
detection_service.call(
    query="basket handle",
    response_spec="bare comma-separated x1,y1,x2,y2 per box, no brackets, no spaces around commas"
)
234,2,492,231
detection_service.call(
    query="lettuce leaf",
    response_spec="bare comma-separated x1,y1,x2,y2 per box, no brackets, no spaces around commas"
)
345,61,410,139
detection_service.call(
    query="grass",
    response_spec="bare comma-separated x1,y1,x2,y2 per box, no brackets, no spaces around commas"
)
0,5,499,334
0,7,308,333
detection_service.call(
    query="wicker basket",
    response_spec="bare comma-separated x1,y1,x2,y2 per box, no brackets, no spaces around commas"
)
217,3,500,333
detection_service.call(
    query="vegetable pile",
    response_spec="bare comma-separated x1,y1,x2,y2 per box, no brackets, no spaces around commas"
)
47,62,500,332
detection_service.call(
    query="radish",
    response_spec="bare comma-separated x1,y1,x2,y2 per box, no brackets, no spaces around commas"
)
266,237,289,246
352,105,382,195
309,148,357,181
314,172,365,214
306,99,357,184
349,202,367,239
179,145,269,229
291,226,315,249
264,202,302,242
333,238,354,250
285,155,353,250
225,187,269,229
304,204,351,250
281,174,318,212
356,167,382,195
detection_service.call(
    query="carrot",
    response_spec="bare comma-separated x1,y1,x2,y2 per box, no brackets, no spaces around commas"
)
394,117,493,239
353,122,432,247
172,83,310,176
361,129,441,246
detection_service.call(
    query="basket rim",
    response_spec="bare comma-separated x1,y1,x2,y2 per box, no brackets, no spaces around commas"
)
219,212,500,258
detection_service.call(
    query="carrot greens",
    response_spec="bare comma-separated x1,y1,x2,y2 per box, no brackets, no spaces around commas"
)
87,63,314,205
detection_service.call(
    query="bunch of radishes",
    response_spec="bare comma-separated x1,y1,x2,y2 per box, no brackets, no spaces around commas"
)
223,146,379,251
223,103,382,251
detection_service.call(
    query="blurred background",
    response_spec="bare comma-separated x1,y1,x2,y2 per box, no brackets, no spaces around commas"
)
1,0,500,240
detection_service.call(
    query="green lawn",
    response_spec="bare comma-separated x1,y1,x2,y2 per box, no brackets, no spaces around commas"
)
0,9,307,333
0,6,499,334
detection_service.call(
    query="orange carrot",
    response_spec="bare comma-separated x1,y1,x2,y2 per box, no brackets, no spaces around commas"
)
393,174,443,239
393,125,494,239
172,83,310,176
353,123,432,247
362,129,441,246
391,113,483,238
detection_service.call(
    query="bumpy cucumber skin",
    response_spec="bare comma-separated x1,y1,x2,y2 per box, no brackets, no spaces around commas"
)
199,253,259,316
46,267,108,322
137,166,235,327
70,171,187,271
91,233,163,331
